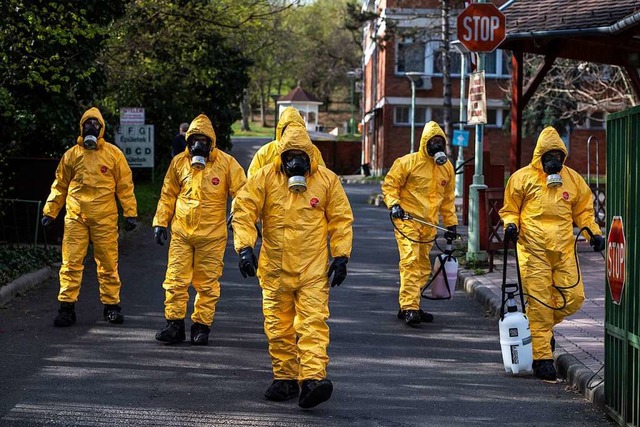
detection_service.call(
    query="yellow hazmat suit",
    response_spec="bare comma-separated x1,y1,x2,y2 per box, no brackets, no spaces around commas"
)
43,107,137,304
233,122,353,380
153,114,246,326
381,121,457,311
499,126,602,360
247,107,325,178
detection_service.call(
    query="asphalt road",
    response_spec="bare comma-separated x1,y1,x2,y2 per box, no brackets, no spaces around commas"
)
0,138,612,426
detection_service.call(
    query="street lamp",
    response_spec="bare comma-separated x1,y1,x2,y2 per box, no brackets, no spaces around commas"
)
346,71,357,134
405,72,424,153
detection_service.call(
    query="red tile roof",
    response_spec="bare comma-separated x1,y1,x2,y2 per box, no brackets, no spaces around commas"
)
278,86,322,103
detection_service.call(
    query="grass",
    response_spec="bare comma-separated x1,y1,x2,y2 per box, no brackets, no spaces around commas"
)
0,245,61,287
231,121,275,138
134,180,163,223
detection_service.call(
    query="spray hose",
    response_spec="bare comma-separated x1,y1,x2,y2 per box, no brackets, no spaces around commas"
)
502,226,605,314
389,212,462,245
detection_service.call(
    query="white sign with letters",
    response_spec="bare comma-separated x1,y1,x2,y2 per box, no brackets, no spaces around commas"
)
115,125,154,168
120,107,145,126
467,71,487,125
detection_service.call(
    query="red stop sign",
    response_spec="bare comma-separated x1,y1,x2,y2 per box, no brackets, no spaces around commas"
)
607,216,626,305
457,3,506,52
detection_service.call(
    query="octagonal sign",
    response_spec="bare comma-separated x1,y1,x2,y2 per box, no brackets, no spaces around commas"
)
607,216,626,305
457,3,506,52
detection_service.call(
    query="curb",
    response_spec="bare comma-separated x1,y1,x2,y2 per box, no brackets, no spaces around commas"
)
0,267,53,307
461,271,606,409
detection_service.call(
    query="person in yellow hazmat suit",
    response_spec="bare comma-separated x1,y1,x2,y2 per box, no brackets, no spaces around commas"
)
247,107,325,178
152,114,246,346
381,121,457,326
232,122,353,409
228,107,327,231
42,107,138,327
499,126,604,382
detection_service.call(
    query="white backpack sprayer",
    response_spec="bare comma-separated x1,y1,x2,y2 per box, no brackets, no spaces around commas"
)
498,238,533,374
389,212,460,300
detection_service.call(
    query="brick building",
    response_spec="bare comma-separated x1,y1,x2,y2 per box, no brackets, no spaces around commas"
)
359,0,609,177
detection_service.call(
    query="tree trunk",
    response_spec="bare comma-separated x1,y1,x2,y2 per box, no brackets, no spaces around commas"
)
441,0,453,157
240,88,251,131
260,86,267,128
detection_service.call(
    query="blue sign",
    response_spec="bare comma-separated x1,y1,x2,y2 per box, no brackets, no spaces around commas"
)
452,130,469,147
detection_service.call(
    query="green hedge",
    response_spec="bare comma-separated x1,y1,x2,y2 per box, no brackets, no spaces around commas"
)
0,246,61,287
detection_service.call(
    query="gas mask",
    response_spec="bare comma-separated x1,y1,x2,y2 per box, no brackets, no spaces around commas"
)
282,151,310,193
82,118,101,150
426,137,448,166
541,150,565,188
188,136,212,170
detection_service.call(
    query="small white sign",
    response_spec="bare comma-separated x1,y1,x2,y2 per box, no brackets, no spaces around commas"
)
120,107,145,126
467,71,487,125
115,125,154,168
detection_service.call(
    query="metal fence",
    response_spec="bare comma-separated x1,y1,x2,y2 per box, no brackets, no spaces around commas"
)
605,105,640,426
0,199,47,248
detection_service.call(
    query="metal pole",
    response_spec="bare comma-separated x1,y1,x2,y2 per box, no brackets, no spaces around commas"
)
455,53,467,197
350,76,355,134
410,80,416,153
467,49,488,262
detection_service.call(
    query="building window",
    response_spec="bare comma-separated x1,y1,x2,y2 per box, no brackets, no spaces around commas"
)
431,108,462,125
396,40,426,74
394,106,427,125
428,42,509,77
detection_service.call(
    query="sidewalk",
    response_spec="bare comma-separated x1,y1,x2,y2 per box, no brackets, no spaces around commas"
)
457,217,607,408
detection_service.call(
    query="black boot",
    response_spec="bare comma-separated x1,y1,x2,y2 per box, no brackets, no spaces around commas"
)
298,379,333,409
155,319,186,343
264,380,299,401
397,309,421,326
419,309,434,323
532,359,557,382
53,302,76,327
103,304,124,324
190,322,211,346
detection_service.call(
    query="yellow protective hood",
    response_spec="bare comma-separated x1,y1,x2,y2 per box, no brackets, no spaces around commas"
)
274,122,318,175
275,107,306,141
418,121,447,159
76,107,107,148
186,114,218,162
531,126,568,171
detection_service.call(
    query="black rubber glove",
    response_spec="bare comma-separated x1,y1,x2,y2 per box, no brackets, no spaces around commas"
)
238,247,258,278
124,217,137,232
590,235,605,252
504,223,518,242
41,216,54,228
328,256,348,287
226,213,233,232
444,225,457,240
154,226,168,246
390,204,405,220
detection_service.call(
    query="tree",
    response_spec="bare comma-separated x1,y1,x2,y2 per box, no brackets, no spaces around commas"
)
503,55,639,137
101,0,252,163
0,0,126,157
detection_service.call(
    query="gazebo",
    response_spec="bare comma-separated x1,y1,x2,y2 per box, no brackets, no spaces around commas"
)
277,86,323,132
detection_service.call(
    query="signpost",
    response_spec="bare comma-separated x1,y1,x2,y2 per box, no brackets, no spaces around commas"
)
607,216,626,305
120,107,145,126
457,1,506,263
114,125,155,168
457,3,506,53
467,71,487,125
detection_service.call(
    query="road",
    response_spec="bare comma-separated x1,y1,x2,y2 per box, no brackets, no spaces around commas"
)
0,138,612,426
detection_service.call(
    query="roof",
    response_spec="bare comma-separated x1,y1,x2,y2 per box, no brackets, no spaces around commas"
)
498,0,640,67
502,0,640,36
278,86,322,104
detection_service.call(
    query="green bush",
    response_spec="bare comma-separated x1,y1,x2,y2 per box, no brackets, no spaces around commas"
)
0,246,61,287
